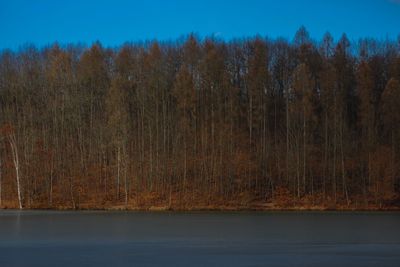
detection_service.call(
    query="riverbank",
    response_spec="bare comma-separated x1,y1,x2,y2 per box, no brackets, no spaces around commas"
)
1,191,399,211
1,201,399,211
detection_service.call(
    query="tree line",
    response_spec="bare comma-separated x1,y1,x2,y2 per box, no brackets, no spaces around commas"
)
1,27,400,209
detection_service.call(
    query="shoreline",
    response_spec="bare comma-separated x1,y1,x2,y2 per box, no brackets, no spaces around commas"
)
2,194,399,212
1,205,399,212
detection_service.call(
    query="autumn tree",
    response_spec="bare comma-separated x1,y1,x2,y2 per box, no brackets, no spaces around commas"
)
173,65,195,194
291,63,314,196
0,31,399,209
381,78,400,191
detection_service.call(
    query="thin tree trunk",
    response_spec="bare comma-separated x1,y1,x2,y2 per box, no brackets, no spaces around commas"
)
333,99,337,204
117,146,120,199
392,131,396,191
296,141,300,198
123,148,128,207
183,134,187,195
0,154,2,207
9,134,22,210
286,86,290,184
69,176,75,209
303,105,306,195
340,121,349,206
49,163,53,206
323,111,328,200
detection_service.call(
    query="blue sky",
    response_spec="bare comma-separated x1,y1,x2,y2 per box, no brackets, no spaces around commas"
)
0,0,399,49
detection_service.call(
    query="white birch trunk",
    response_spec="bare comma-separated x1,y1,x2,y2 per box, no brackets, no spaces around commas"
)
9,134,22,209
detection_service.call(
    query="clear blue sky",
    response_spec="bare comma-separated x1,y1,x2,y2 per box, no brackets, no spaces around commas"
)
0,0,399,49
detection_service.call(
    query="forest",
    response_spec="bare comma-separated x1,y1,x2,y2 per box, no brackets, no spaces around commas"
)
0,27,399,210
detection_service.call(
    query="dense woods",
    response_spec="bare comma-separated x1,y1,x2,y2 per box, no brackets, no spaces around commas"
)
1,28,400,209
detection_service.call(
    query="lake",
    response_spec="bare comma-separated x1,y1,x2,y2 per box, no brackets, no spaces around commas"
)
0,211,399,266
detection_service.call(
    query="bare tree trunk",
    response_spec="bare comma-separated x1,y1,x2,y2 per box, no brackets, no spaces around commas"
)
286,86,290,184
117,146,120,199
323,111,328,200
296,140,300,198
392,131,396,191
149,124,153,191
123,148,128,207
249,94,253,147
333,98,337,204
0,154,2,207
49,155,54,207
303,105,306,195
9,134,22,209
183,135,187,195
69,176,75,209
340,121,349,206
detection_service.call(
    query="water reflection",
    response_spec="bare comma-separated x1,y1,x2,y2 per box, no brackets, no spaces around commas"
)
0,211,399,267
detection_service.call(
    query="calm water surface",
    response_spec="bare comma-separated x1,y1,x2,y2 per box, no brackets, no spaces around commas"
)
0,211,399,266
